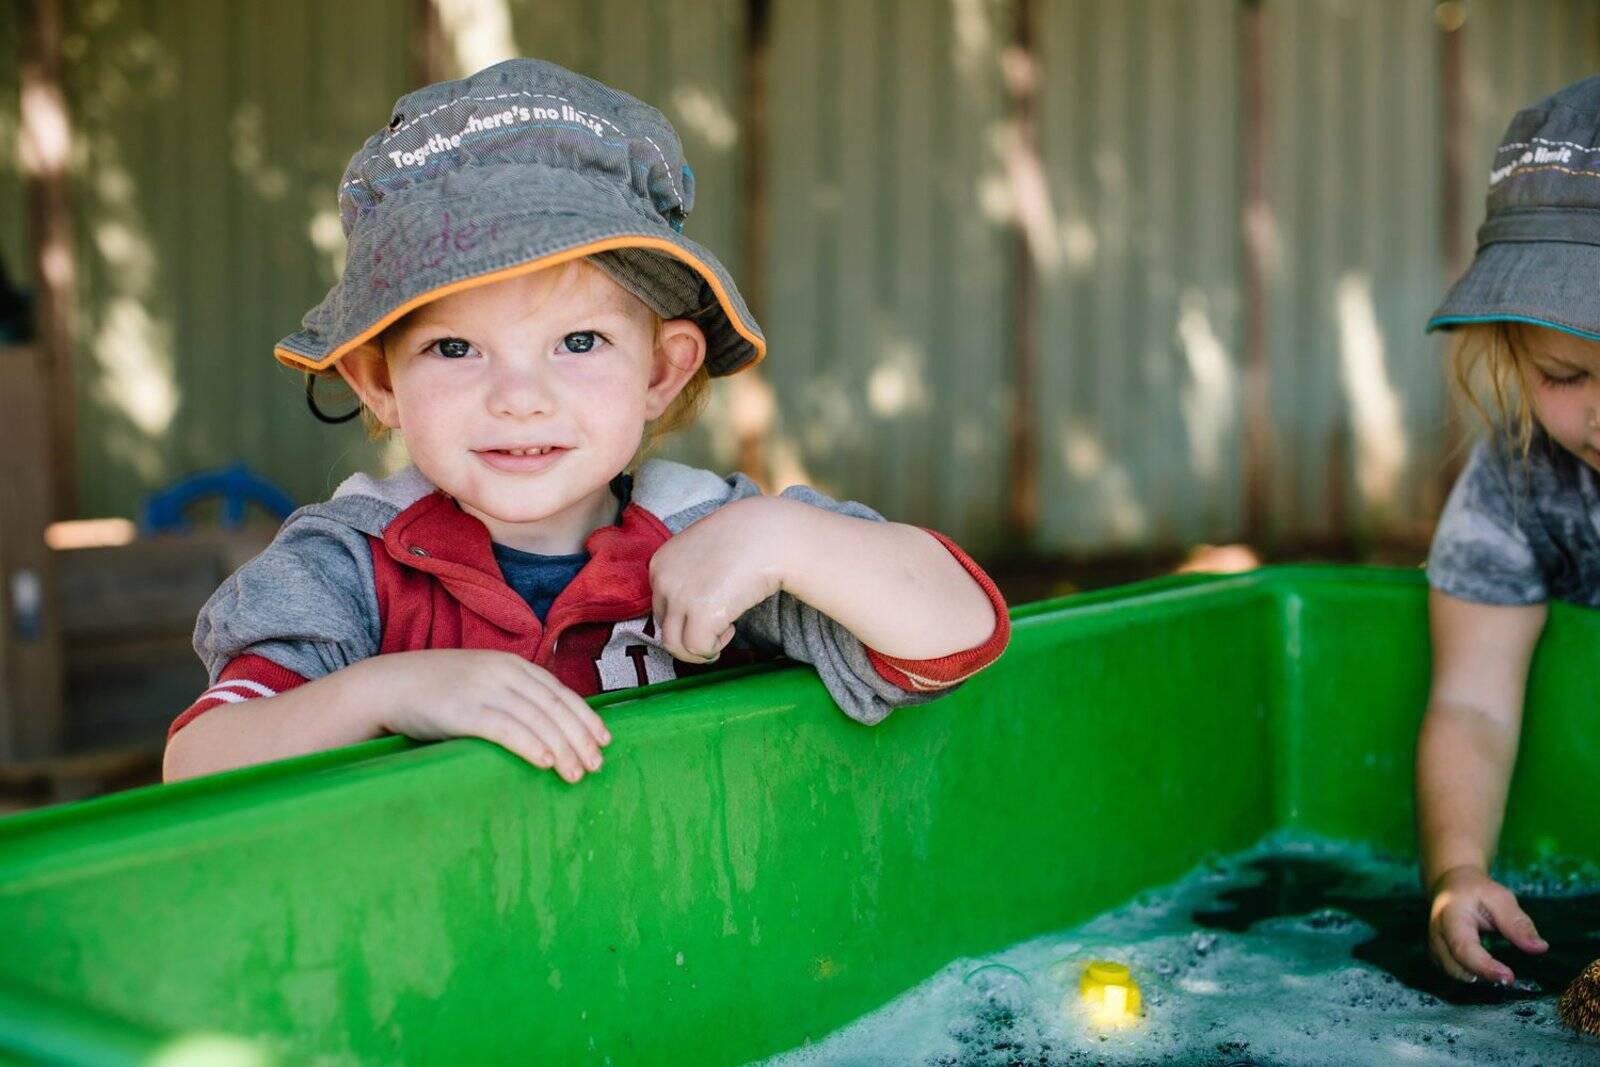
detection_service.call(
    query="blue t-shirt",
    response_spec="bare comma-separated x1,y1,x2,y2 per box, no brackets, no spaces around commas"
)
490,474,635,621
491,543,589,622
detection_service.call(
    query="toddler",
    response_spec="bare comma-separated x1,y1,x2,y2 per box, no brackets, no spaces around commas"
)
1417,76,1600,985
163,60,1008,784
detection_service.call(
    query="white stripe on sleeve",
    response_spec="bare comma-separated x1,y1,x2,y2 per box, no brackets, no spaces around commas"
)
205,679,279,699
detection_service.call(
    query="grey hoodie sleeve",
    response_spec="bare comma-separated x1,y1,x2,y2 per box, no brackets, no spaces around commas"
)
1426,437,1546,606
192,512,383,685
731,482,948,725
652,473,940,725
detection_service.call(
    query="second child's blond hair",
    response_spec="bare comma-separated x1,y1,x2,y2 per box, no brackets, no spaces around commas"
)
1448,320,1536,454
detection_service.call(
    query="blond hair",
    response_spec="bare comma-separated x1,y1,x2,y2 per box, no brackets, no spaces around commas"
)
1448,320,1536,455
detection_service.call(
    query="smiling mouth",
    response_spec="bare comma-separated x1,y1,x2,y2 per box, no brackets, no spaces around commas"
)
473,445,573,473
479,446,564,456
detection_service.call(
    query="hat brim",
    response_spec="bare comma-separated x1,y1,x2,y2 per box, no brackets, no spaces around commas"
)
1427,238,1600,341
277,169,764,376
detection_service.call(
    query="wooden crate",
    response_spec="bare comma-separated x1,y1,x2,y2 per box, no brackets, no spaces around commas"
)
56,527,275,751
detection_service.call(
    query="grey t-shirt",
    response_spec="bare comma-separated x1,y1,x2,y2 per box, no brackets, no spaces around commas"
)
1427,428,1600,607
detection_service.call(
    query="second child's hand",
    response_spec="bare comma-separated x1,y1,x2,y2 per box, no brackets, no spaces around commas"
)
1428,865,1549,984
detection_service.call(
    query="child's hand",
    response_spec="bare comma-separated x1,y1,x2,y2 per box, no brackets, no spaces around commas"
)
648,497,788,663
372,649,610,782
1427,865,1548,984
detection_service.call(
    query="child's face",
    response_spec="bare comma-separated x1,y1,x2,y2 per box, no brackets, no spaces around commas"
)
339,262,704,550
1517,323,1600,471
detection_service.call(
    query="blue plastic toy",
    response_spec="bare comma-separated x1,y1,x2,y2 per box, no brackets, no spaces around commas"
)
139,463,297,535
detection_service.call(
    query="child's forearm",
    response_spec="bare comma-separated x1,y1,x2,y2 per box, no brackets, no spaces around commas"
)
1416,593,1544,893
1415,697,1522,889
162,661,388,783
775,503,997,659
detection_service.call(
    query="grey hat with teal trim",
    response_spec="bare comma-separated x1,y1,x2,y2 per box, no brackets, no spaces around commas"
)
1429,75,1600,342
277,58,765,376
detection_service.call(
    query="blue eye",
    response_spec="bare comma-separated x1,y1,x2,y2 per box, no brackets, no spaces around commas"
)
431,337,475,360
562,331,600,354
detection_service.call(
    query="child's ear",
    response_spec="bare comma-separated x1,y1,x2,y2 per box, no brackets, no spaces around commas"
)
334,340,400,428
644,319,708,419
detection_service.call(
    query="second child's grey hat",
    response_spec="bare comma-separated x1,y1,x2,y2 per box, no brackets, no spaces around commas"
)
1430,75,1600,341
277,58,765,376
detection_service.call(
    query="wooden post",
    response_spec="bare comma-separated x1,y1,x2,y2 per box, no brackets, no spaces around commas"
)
410,0,448,87
1240,0,1272,543
19,0,78,524
0,344,65,761
1003,0,1041,543
1438,3,1468,282
734,0,775,487
1436,0,1469,502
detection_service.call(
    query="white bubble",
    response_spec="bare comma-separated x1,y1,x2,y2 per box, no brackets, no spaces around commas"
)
762,836,1600,1067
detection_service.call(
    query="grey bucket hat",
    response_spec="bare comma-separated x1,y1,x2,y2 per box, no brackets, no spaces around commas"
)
1429,75,1600,341
276,59,765,376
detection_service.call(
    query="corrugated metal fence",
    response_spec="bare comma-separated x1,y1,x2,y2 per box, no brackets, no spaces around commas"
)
1036,0,1241,550
6,0,1599,553
47,0,413,519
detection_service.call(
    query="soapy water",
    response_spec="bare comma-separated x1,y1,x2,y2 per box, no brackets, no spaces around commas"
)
765,836,1600,1066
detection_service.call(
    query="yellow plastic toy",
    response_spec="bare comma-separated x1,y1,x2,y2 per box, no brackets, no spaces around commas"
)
1076,960,1142,1024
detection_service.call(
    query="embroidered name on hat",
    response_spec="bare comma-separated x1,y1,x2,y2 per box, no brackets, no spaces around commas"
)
386,102,608,169
367,210,503,295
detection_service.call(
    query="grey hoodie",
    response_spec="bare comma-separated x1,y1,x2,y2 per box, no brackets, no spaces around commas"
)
185,458,1005,732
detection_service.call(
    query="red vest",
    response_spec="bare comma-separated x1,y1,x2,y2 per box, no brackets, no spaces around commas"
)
367,491,748,694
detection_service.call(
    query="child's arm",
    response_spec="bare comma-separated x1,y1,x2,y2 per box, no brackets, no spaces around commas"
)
164,650,609,784
1416,588,1549,984
647,494,1006,717
169,505,607,784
